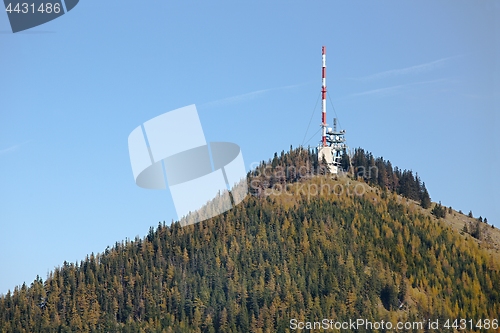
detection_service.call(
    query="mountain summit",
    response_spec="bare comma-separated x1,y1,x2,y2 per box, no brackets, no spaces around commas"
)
1,147,499,332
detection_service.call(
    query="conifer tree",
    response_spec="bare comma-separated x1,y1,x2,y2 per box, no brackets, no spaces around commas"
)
420,182,431,209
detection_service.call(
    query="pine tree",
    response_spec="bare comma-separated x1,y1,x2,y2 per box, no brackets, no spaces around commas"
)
471,220,482,240
398,277,408,304
431,202,446,219
420,182,431,209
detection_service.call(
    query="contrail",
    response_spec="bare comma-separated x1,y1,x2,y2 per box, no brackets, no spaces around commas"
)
354,55,464,81
201,83,307,108
346,78,451,98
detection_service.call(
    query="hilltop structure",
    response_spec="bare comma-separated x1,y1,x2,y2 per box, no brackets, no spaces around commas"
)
317,46,347,174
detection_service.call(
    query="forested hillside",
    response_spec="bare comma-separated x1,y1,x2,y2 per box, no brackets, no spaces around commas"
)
250,147,432,208
1,148,499,332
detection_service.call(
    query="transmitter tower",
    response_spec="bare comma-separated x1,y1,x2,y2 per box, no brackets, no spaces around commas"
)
317,46,347,174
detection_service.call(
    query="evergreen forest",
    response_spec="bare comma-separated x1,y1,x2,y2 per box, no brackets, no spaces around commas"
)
1,147,499,332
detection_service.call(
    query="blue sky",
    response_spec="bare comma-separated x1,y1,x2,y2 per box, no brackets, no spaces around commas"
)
1,1,498,294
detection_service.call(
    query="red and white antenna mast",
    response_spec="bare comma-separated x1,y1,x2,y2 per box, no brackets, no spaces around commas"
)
317,45,347,174
321,46,327,147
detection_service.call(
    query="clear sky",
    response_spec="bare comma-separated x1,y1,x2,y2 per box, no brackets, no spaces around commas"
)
1,1,498,294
